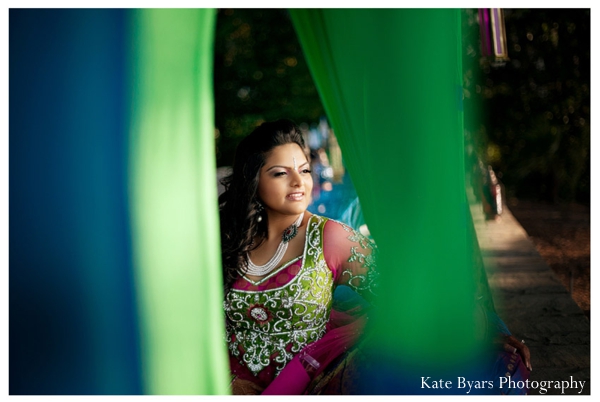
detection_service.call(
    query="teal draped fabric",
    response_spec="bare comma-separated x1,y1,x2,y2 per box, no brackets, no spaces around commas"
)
10,8,229,394
9,9,141,394
291,9,483,388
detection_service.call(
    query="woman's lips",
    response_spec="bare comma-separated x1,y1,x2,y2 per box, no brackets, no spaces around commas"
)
286,192,304,201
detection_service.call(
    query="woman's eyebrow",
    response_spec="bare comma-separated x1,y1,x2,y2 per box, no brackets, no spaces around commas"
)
265,165,290,172
265,161,308,172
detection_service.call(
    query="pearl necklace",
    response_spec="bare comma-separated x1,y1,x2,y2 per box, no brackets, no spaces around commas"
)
245,212,304,276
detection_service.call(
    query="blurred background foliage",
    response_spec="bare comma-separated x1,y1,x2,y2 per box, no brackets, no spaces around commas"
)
213,9,325,167
214,8,590,205
462,9,590,204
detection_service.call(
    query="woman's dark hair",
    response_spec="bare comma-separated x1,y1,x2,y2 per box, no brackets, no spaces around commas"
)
219,119,308,289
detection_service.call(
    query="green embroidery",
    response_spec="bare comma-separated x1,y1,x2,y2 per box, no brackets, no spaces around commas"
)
343,229,378,297
225,216,379,377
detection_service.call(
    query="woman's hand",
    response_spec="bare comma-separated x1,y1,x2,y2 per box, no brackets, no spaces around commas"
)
500,335,532,371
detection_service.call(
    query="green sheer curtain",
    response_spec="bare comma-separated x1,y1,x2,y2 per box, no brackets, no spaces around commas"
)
128,9,229,394
291,9,479,369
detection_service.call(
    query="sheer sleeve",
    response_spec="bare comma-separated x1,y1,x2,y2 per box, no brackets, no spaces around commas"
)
322,219,378,301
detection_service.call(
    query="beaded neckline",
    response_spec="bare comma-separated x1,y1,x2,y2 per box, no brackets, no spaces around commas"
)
238,215,315,286
245,212,304,276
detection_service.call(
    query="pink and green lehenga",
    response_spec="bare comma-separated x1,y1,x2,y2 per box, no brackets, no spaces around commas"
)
224,215,376,394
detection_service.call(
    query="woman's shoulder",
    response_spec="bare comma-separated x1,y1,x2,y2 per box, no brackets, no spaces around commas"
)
308,213,346,228
308,214,361,240
314,213,377,276
315,214,376,253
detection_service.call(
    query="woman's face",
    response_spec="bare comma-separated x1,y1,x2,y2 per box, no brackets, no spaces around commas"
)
257,143,313,218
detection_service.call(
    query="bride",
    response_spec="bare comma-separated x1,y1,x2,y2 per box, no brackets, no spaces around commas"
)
218,119,377,394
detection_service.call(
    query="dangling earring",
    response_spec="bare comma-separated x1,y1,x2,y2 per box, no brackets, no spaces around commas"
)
256,201,264,222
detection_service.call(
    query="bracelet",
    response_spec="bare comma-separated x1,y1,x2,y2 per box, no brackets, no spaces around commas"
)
300,354,321,370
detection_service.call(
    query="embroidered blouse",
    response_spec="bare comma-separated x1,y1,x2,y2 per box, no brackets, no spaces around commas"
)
224,214,377,382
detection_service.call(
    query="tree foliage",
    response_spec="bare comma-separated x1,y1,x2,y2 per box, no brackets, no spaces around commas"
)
464,9,590,204
213,9,325,167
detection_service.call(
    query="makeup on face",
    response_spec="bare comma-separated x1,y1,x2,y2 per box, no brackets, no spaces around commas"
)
265,160,311,176
258,143,313,215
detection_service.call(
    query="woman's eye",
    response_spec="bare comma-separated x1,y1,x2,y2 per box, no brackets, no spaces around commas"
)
274,171,287,177
302,169,312,174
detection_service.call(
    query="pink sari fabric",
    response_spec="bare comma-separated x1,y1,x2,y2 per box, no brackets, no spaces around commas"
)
261,306,368,394
230,259,303,292
261,356,310,395
228,270,368,394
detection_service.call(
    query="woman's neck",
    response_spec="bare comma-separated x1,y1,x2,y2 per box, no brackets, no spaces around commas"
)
264,211,308,240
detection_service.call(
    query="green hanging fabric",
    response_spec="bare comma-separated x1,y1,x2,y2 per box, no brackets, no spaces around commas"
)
128,9,229,394
290,9,482,373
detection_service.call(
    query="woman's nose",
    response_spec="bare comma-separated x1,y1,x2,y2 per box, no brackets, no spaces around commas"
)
289,170,302,186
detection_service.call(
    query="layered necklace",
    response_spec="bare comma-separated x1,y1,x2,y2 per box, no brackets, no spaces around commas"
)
245,212,304,276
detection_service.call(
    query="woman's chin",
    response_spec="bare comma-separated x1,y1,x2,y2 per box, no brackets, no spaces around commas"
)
283,206,309,216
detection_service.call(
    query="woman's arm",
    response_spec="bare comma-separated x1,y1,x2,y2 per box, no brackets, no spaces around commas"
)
322,219,378,301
